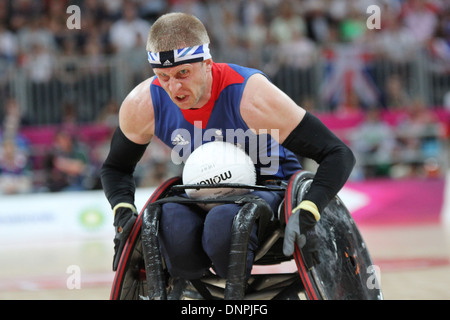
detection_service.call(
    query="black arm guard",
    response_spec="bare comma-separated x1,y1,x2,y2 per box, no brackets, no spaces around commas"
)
100,127,149,208
282,112,355,213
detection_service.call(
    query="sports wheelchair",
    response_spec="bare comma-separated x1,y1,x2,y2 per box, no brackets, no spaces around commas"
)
110,171,383,300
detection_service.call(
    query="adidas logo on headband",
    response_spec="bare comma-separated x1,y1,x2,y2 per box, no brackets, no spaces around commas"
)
147,43,212,68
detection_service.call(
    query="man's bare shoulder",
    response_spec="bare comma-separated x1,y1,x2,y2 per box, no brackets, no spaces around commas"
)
119,77,155,144
240,73,305,143
122,77,154,112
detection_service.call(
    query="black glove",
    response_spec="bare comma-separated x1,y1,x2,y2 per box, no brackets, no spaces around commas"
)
112,205,137,271
283,207,321,270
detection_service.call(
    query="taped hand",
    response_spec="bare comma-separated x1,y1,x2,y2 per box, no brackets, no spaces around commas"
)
283,201,321,270
112,203,138,271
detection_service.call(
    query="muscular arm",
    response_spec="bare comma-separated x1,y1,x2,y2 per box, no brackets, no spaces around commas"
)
282,112,355,213
240,74,355,213
100,78,155,209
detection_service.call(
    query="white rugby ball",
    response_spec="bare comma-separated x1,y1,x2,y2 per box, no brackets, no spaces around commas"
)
182,141,256,209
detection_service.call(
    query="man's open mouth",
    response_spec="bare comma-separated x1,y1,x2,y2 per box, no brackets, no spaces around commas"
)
175,95,188,102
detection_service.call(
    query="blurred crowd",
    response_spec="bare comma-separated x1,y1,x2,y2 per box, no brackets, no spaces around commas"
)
348,101,445,180
0,0,449,77
0,94,178,195
0,0,449,195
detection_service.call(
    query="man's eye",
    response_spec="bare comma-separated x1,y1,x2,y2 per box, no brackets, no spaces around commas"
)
179,70,188,76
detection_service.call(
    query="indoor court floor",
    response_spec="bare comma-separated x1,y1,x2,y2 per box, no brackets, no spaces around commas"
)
0,219,449,300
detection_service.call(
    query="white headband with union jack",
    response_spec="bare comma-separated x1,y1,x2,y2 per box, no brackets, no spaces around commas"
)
147,43,212,68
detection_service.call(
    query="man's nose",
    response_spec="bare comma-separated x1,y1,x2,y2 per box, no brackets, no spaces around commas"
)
168,78,182,92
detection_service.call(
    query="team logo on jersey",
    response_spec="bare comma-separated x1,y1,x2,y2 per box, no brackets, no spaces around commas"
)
172,134,189,146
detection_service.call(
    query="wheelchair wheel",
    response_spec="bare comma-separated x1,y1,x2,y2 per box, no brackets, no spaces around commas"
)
110,177,181,300
285,171,383,300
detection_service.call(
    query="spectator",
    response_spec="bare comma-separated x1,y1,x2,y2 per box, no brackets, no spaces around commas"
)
273,29,318,104
2,98,29,137
278,30,317,69
0,1,9,29
108,2,152,87
245,11,269,50
16,16,56,54
218,9,248,66
21,42,55,122
427,28,450,74
369,8,418,104
396,99,443,170
97,100,119,130
327,0,351,25
383,74,412,110
339,6,367,43
245,11,272,69
83,33,104,70
169,0,208,23
372,10,419,64
269,0,305,45
139,0,167,23
59,102,80,134
0,138,32,195
397,98,441,138
401,0,439,45
1,98,30,153
426,9,450,105
101,0,125,20
350,108,397,178
239,0,266,28
0,22,18,65
23,42,54,83
43,130,89,192
109,2,151,53
303,0,332,45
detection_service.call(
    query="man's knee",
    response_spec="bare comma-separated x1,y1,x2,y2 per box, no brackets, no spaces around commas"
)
202,204,237,252
250,190,283,213
159,202,209,279
202,204,258,278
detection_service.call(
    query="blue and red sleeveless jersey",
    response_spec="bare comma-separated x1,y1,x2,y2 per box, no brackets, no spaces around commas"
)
150,62,301,182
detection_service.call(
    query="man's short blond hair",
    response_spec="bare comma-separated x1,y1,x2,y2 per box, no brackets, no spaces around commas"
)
146,12,210,53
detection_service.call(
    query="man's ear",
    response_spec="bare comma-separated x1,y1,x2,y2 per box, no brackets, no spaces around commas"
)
203,58,213,71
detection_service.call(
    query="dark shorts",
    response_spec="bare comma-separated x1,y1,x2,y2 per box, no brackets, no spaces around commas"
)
158,190,283,279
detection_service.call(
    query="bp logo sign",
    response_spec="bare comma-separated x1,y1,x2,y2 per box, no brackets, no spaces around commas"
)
79,208,105,229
